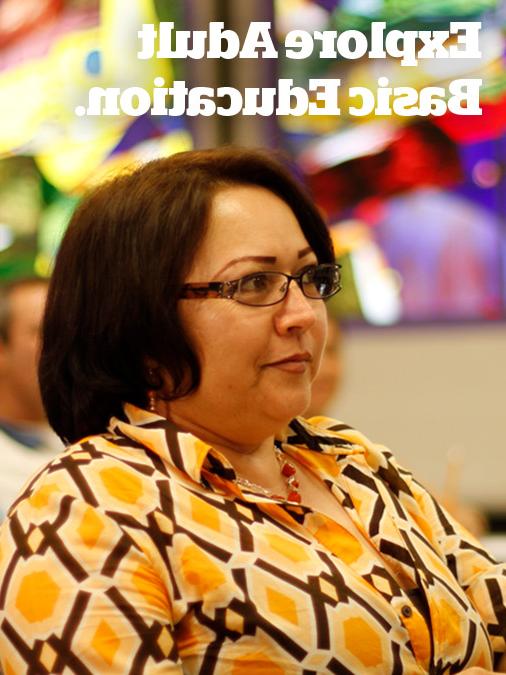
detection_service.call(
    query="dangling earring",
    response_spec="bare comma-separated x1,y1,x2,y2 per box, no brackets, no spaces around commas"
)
147,368,157,413
148,390,157,413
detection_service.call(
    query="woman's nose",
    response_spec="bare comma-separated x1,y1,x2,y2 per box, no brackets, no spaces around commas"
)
273,280,317,335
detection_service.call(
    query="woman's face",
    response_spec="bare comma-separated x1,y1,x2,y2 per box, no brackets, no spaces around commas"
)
168,185,328,446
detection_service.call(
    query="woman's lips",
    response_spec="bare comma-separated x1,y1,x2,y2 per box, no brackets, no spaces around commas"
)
265,353,311,373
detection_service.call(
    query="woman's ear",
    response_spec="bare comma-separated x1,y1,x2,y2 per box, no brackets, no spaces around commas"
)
144,357,161,386
144,357,175,399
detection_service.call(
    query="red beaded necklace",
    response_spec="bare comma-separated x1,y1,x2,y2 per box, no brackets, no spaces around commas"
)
234,449,302,503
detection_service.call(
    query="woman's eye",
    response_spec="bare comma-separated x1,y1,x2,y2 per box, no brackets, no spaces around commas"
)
240,274,270,293
299,265,319,283
300,265,317,278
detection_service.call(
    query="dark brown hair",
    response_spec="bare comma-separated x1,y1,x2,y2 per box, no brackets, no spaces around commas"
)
39,147,334,443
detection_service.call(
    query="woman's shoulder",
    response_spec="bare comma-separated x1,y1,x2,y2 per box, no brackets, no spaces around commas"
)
295,414,394,458
296,414,415,485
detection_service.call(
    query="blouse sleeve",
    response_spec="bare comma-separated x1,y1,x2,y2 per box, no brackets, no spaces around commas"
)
386,449,506,663
0,487,184,674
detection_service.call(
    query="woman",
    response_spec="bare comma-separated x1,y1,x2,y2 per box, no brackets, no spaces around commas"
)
0,148,504,674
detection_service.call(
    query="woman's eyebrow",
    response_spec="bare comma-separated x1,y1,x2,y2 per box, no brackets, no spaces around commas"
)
298,246,313,258
214,256,277,277
215,247,314,278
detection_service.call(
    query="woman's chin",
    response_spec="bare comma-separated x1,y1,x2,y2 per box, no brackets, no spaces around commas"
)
263,391,312,426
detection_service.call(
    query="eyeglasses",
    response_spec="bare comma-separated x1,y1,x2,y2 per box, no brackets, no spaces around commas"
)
180,263,342,307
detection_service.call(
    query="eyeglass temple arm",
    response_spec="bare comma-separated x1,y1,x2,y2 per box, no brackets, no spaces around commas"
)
179,281,236,299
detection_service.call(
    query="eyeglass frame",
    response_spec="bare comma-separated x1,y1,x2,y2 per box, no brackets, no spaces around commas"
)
179,262,342,307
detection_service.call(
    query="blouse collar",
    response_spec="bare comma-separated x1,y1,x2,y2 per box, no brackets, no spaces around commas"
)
107,403,366,487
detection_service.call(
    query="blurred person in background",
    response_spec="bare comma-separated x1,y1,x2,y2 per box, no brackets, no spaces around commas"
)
306,314,343,418
308,316,488,540
305,313,488,537
0,278,61,518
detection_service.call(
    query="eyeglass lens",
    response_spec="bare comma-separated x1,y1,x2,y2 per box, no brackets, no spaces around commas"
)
236,265,339,306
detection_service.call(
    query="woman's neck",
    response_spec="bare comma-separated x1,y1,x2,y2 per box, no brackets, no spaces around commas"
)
163,405,287,494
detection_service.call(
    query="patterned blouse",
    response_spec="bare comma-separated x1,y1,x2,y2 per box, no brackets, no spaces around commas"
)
0,404,505,674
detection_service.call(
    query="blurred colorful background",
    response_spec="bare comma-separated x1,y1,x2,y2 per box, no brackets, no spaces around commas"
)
1,0,505,326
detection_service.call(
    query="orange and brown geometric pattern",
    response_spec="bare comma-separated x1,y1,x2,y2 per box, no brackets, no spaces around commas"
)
0,404,505,673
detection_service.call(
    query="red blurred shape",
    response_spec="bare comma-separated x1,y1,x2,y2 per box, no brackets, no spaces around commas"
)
433,93,506,143
307,122,461,217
